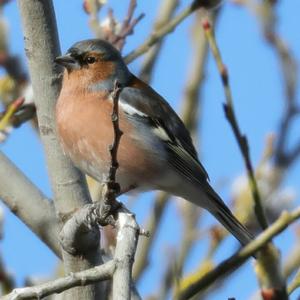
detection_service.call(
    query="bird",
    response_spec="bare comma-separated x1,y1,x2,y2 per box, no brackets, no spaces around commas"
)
55,39,253,246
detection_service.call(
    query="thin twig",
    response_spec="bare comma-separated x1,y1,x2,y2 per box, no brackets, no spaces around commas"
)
99,80,124,223
200,15,290,299
139,0,179,83
90,0,144,51
107,80,123,185
176,207,300,300
201,16,268,230
261,2,300,169
124,0,206,64
110,0,145,51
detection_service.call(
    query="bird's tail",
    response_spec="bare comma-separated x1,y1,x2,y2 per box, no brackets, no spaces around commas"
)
205,186,254,246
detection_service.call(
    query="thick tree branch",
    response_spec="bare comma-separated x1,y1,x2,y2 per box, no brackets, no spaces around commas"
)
17,1,102,299
112,211,139,300
0,151,61,257
2,206,140,300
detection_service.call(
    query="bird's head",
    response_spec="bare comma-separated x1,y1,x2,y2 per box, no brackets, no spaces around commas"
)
55,39,130,90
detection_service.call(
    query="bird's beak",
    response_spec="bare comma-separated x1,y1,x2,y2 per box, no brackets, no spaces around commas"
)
55,53,79,70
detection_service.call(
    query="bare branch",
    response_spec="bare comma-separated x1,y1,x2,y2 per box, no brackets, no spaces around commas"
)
0,151,61,257
139,0,179,83
109,0,145,51
201,15,268,230
124,0,205,64
2,261,116,300
3,203,140,300
112,211,139,300
177,207,300,300
86,0,144,51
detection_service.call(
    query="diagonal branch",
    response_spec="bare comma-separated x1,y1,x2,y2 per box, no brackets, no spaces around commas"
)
201,16,268,230
124,0,212,64
0,151,61,257
177,207,300,300
138,0,179,83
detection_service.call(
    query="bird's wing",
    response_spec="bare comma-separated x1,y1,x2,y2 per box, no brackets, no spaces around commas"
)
119,79,254,246
119,78,209,183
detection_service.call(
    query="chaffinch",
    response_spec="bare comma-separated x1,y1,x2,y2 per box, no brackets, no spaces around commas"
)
55,39,253,246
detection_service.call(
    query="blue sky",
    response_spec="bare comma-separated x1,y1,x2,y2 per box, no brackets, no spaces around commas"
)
1,0,300,299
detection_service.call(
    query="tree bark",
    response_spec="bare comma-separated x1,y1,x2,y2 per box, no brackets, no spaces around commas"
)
17,1,103,299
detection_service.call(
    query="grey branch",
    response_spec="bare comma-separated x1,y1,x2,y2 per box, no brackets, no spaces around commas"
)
0,151,61,257
2,208,140,300
59,204,101,256
112,211,139,300
17,1,102,299
2,261,116,300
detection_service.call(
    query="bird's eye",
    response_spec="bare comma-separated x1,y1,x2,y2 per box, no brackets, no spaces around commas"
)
85,56,96,64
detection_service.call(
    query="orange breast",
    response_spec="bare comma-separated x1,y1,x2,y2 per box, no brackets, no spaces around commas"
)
56,86,163,191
